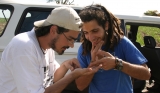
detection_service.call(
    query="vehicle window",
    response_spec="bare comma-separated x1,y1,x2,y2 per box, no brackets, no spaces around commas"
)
137,26,160,47
0,5,13,36
19,11,50,33
126,24,160,47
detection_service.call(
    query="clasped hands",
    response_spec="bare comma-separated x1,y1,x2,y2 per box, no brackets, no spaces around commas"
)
63,41,116,77
89,41,116,71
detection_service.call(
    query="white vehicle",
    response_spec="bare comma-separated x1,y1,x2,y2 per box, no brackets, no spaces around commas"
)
0,0,160,92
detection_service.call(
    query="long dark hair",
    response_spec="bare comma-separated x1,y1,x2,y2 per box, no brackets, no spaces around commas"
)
34,25,69,37
79,4,124,55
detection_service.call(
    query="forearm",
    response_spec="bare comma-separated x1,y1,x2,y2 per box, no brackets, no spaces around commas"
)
122,61,150,80
54,63,68,82
45,73,76,93
75,74,94,91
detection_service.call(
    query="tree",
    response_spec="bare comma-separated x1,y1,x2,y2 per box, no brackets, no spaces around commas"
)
47,0,74,5
144,10,160,17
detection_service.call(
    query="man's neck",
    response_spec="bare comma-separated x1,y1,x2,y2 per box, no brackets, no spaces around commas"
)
37,36,49,50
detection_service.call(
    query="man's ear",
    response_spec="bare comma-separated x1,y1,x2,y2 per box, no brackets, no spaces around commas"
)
50,25,57,35
105,21,109,30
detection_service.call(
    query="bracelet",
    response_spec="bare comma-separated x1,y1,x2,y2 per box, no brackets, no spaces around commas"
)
115,57,118,65
115,57,123,70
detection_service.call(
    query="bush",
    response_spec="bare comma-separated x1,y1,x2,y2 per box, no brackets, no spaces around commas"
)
144,10,160,16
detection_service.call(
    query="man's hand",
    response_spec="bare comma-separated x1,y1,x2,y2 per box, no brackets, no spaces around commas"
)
71,64,102,78
89,51,116,70
63,58,81,71
85,64,103,75
71,68,92,79
91,41,104,62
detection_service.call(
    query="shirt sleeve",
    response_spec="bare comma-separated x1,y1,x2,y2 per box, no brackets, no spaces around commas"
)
10,55,45,93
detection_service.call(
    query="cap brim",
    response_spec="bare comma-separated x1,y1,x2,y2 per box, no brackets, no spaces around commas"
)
34,19,52,27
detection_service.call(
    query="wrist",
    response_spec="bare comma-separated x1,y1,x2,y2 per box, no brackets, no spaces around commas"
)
114,57,123,70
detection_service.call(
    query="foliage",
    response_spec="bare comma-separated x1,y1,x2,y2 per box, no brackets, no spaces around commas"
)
47,0,74,5
0,18,6,23
126,25,160,47
0,18,7,35
144,10,160,17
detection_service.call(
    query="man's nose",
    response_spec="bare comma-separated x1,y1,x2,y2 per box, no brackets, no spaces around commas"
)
88,33,95,42
69,42,74,48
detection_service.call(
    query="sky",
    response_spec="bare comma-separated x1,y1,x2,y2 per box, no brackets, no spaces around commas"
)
25,0,160,16
75,0,160,16
1,0,160,17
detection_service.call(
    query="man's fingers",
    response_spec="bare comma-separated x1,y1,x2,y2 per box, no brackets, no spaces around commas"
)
78,68,93,76
91,41,104,61
97,51,113,57
73,63,80,69
83,68,92,72
82,68,96,76
89,60,103,67
93,41,103,52
69,66,74,71
97,64,103,69
91,42,96,51
72,58,81,68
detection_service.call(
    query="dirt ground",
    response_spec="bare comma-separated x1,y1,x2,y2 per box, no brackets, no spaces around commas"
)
0,23,5,34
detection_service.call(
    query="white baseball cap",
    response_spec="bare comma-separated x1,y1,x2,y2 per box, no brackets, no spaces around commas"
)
34,6,82,31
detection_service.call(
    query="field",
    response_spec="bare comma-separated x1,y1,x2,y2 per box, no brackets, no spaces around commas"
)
0,18,6,35
126,25,160,47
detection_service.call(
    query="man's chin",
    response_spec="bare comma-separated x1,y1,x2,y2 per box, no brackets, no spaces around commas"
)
51,47,63,55
55,50,64,55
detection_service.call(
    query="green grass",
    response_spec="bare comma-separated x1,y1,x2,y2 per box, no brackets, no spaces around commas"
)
126,25,160,47
0,18,6,23
0,18,7,35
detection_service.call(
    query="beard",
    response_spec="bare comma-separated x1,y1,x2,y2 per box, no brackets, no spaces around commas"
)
50,35,69,55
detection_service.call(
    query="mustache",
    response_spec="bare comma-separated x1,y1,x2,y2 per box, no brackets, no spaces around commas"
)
62,46,69,49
